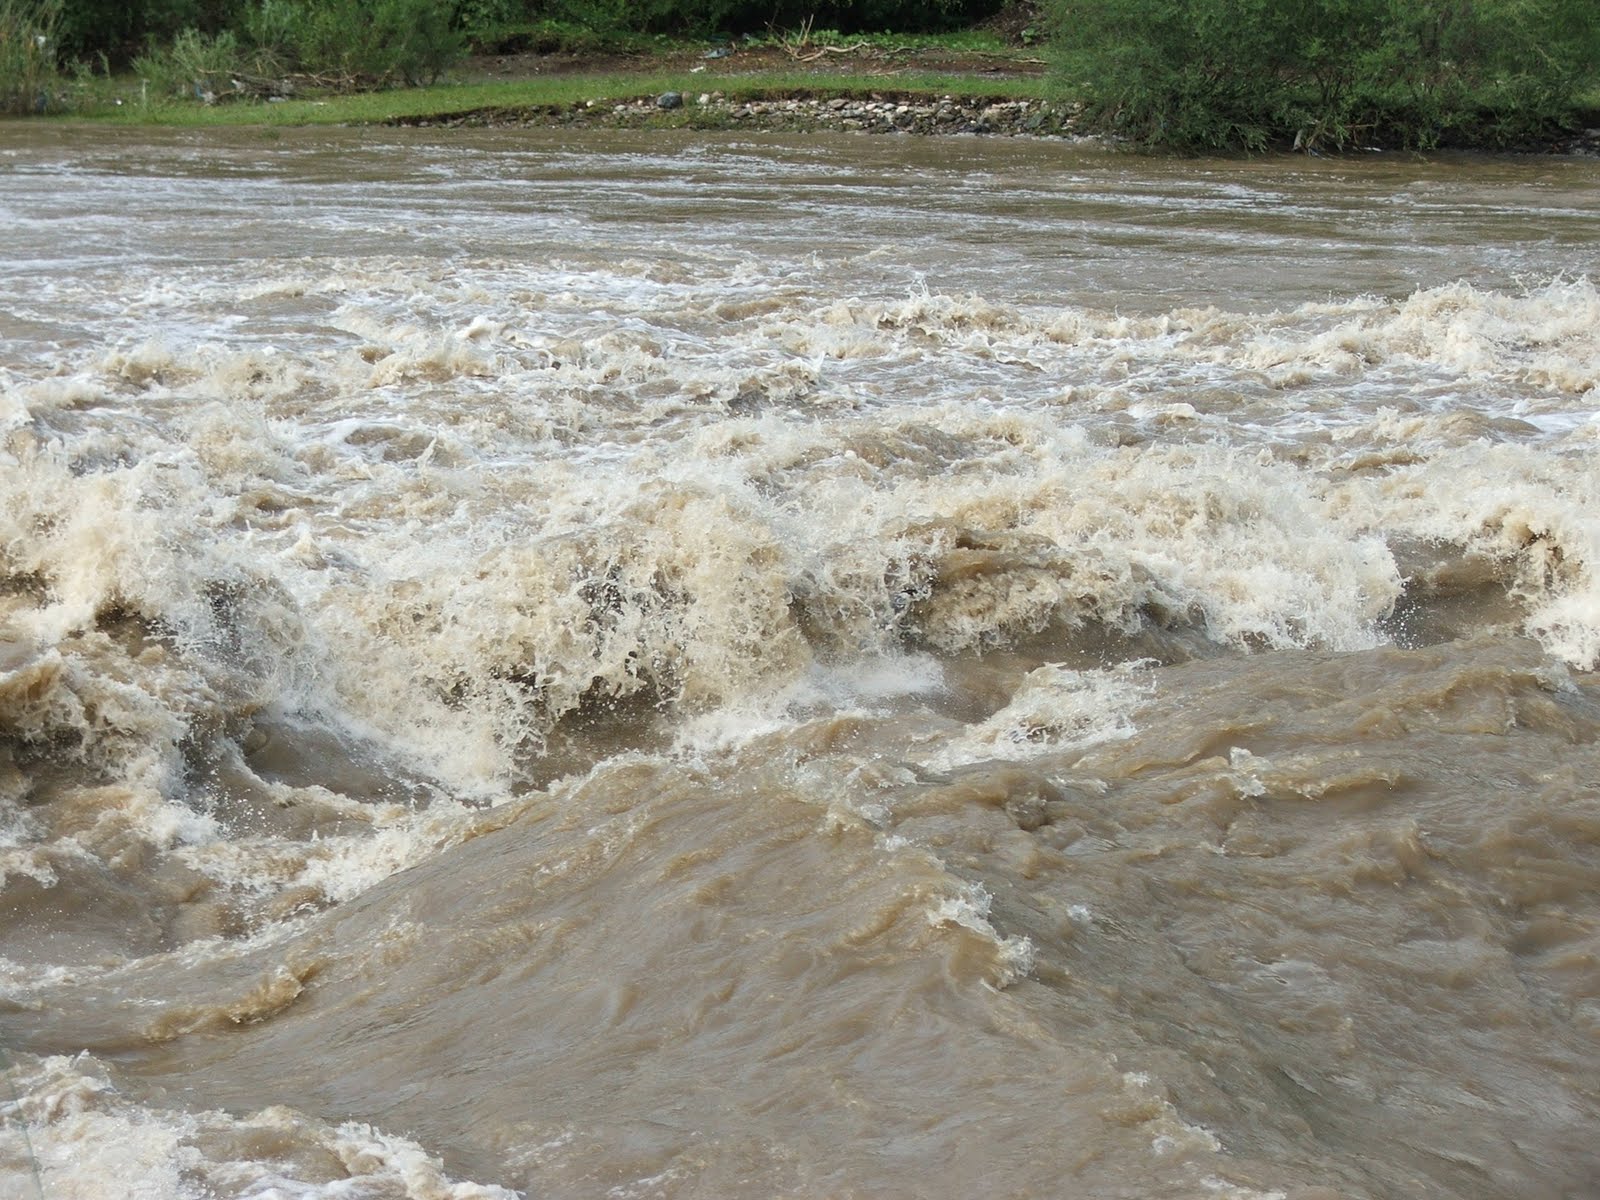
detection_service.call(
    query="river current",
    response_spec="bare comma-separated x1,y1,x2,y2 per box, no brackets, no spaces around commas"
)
2,125,1598,1199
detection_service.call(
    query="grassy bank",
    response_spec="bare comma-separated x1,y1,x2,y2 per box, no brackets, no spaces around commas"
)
0,1,1048,119
7,0,1596,151
44,64,1058,127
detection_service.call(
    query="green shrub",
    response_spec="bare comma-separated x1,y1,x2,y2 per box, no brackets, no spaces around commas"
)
132,25,244,97
1364,0,1600,147
57,0,251,63
59,0,463,81
770,0,1001,33
459,0,1002,40
469,17,652,55
0,0,63,113
374,0,465,84
1049,0,1600,152
241,0,299,72
280,0,462,85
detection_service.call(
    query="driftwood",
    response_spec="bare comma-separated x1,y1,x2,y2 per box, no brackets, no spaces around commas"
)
789,43,870,62
203,68,400,103
224,72,297,99
779,16,871,61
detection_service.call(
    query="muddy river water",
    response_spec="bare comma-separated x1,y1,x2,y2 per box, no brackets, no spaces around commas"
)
2,125,1599,1198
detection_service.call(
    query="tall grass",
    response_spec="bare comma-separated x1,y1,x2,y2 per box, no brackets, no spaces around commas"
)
0,0,61,114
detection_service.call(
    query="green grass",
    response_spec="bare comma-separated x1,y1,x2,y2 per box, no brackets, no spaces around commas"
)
45,69,1062,127
750,27,1019,53
467,20,678,56
468,25,1024,54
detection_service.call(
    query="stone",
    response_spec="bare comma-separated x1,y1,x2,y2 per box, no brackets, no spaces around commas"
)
656,92,683,110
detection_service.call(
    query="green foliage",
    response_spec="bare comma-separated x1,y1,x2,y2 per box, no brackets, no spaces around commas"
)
1049,0,1600,152
0,0,63,113
54,0,131,60
751,24,1012,52
755,0,1002,33
1373,0,1600,146
242,0,300,70
50,0,1009,75
82,66,1054,128
127,1,466,94
57,0,250,62
277,0,464,85
458,0,1002,42
132,26,242,97
469,17,660,55
56,0,463,80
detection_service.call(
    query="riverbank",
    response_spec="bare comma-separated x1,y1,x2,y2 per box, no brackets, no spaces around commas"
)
51,73,1600,157
17,36,1600,154
391,88,1088,140
394,45,1600,150
390,86,1600,155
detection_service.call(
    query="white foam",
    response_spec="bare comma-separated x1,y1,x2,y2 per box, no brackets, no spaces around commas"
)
928,881,1037,986
0,1054,520,1200
671,653,943,758
1116,1071,1224,1160
1340,438,1600,666
925,661,1152,770
6,224,1600,952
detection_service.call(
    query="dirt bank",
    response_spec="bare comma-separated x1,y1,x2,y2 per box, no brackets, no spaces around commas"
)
390,88,1086,139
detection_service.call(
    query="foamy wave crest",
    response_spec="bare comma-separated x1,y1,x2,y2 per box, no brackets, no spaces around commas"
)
759,414,1402,655
315,474,813,776
795,278,1599,425
1349,438,1600,667
7,253,1596,834
927,662,1152,770
927,881,1037,988
0,1053,518,1199
0,416,504,937
1234,277,1599,395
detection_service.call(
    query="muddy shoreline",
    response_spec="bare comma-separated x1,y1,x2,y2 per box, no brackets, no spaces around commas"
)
390,89,1089,140
390,84,1600,156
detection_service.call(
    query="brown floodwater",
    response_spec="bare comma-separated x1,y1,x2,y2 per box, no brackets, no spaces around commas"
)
1,125,1599,1199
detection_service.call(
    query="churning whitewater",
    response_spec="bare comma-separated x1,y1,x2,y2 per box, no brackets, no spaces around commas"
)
2,126,1598,1199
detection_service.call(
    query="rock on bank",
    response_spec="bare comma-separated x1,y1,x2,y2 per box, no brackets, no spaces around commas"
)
391,91,1090,139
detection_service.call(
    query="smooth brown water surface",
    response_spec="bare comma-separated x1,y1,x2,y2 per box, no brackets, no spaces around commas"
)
2,126,1598,1199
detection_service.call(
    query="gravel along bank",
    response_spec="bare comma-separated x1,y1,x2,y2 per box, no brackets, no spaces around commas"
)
389,89,1600,153
390,90,1096,139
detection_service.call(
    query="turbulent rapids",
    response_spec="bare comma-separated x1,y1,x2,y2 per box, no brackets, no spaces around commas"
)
2,126,1599,1199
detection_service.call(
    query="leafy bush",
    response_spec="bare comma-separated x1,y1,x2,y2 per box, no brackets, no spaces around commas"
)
132,0,466,93
469,17,654,55
0,0,63,113
1049,0,1600,151
133,25,243,97
60,0,463,81
761,0,1002,33
54,0,1010,75
460,0,1002,40
283,0,463,85
57,0,250,62
242,0,300,72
